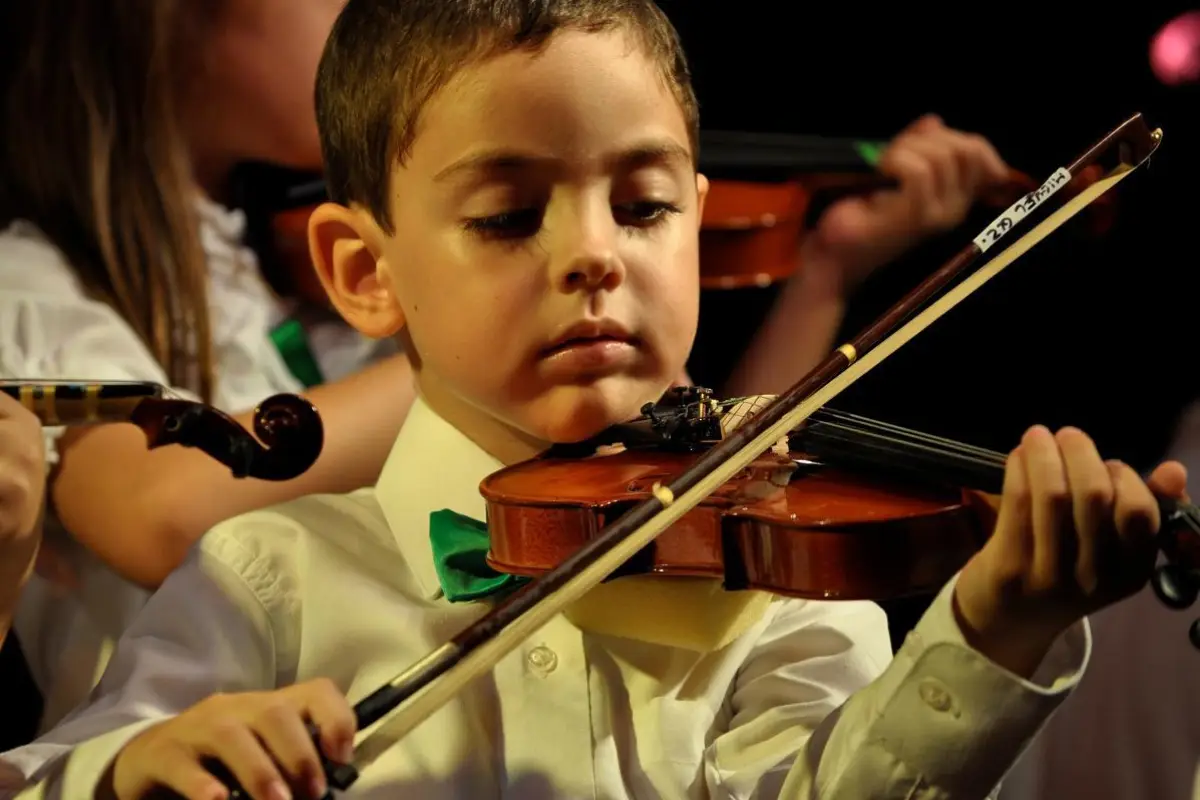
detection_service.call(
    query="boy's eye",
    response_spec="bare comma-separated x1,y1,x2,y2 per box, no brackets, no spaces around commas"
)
462,201,682,240
463,209,543,239
615,200,681,227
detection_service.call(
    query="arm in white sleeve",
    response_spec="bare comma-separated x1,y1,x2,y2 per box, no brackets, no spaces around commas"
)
704,574,1090,799
0,523,287,799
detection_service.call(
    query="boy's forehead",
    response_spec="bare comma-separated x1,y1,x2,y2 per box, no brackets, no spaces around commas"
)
401,29,691,175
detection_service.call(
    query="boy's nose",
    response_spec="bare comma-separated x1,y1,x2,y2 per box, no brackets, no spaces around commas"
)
558,250,624,292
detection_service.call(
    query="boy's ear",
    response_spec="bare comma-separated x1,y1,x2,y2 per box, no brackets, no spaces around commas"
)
695,173,710,225
307,202,406,338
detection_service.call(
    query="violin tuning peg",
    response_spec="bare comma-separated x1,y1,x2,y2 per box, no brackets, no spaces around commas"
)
1151,564,1200,609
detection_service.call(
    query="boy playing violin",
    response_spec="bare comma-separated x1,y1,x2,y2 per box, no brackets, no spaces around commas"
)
6,1,1187,798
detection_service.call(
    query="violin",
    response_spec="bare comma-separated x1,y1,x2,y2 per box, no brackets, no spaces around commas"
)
483,390,991,601
485,388,1200,617
235,129,1118,299
220,115,1173,799
0,381,323,481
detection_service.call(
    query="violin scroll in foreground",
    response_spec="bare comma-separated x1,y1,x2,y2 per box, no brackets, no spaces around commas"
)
0,381,323,481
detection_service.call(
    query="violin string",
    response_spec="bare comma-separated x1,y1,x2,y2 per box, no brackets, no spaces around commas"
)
707,397,1008,464
801,420,1007,472
808,407,1004,460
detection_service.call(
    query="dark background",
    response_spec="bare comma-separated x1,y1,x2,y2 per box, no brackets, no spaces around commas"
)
667,3,1198,469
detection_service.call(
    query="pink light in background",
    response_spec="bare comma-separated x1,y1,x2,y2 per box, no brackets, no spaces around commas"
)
1150,11,1200,85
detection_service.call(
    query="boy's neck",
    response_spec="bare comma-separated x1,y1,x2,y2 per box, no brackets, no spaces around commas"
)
417,375,550,466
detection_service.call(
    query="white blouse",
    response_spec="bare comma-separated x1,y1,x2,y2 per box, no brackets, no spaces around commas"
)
0,196,396,731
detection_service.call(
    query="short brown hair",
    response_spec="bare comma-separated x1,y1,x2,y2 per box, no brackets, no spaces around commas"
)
315,0,698,231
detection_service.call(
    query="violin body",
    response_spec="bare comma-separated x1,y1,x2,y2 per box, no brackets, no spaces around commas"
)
481,444,988,600
697,180,815,290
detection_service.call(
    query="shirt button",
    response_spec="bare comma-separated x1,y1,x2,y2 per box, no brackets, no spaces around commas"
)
527,645,558,677
918,678,955,714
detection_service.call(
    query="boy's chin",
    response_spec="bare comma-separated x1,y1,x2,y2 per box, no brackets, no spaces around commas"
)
527,377,667,444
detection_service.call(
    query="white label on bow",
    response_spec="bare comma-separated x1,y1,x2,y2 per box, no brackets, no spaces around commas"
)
973,167,1073,253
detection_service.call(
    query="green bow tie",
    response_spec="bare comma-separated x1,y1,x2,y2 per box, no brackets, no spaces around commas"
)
429,509,529,602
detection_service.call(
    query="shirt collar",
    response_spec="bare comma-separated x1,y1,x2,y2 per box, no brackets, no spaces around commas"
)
375,395,505,600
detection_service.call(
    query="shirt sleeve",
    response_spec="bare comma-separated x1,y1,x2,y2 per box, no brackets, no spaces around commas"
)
0,520,288,799
704,573,1090,799
0,226,195,466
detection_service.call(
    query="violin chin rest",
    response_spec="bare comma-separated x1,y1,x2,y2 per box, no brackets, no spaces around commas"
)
564,576,773,653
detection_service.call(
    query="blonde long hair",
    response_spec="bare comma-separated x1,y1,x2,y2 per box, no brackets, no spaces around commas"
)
0,0,216,400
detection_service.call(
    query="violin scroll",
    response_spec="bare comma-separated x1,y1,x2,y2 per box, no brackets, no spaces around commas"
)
1,380,324,482
133,393,323,481
1150,501,1200,649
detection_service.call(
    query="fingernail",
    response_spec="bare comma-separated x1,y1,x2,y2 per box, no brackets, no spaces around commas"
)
309,774,328,799
268,781,292,800
341,740,355,763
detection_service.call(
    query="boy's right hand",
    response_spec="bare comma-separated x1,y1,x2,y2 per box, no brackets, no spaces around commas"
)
110,679,356,800
954,424,1187,677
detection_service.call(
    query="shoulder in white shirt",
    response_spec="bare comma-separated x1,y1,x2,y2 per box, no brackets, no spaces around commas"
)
4,397,1092,800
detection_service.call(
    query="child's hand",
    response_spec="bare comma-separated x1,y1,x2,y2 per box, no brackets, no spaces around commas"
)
110,679,356,800
804,113,1010,295
0,392,45,607
954,425,1187,676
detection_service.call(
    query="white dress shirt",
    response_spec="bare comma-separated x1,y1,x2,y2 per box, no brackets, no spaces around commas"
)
4,396,1091,799
0,198,397,731
999,399,1200,800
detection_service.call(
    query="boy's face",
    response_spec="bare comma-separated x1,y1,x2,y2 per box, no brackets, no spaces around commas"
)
373,30,705,448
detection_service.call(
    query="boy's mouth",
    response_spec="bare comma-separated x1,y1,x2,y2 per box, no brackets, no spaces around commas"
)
541,320,638,356
539,320,641,372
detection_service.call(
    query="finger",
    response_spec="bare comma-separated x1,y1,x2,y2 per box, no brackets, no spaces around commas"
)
915,127,1009,211
959,131,1009,184
143,743,231,800
202,723,292,800
1147,460,1188,501
0,390,31,419
1021,425,1073,591
0,417,43,466
1109,460,1160,549
1055,427,1113,594
889,132,959,211
875,146,935,221
251,701,328,799
901,112,945,134
992,444,1034,570
295,678,357,764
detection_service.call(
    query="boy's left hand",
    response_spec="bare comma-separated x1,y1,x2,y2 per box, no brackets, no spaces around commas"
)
954,425,1188,676
805,113,1010,294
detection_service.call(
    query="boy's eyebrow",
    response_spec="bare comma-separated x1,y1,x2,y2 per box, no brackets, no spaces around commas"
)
432,140,693,182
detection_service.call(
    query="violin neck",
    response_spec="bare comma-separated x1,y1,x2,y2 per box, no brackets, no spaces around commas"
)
694,130,886,181
2,381,161,426
798,408,1006,494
